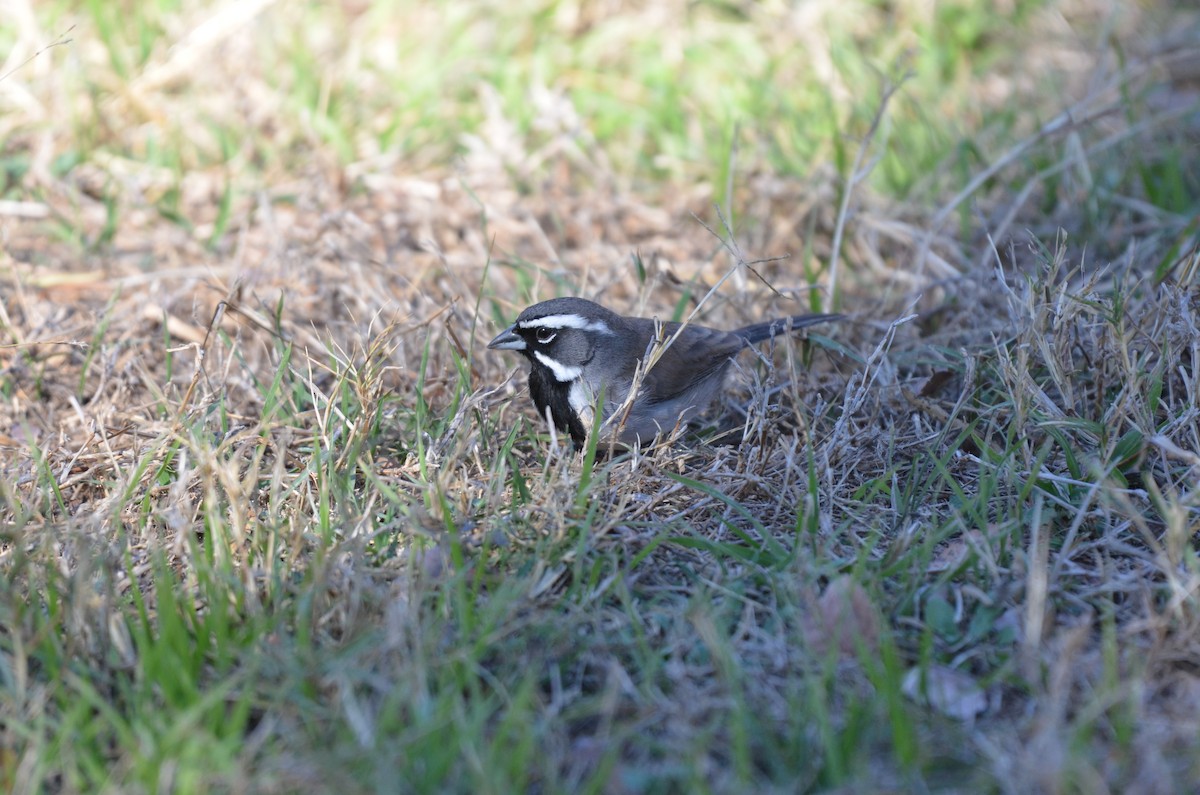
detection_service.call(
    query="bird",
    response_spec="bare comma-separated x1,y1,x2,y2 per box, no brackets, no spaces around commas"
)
487,296,840,448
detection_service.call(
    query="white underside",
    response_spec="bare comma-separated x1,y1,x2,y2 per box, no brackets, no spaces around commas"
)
567,380,590,415
544,362,727,446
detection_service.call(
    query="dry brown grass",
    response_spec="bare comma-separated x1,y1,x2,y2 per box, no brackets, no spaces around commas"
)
2,0,1199,792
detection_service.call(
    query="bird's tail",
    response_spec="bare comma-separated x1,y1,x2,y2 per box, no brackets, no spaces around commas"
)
735,313,842,345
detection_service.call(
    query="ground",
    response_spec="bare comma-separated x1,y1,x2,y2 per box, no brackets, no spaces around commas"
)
1,1,1199,792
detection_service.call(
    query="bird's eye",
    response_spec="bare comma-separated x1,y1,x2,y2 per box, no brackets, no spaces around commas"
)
536,328,556,344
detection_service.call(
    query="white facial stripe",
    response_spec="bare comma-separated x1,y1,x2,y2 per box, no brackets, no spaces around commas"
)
519,314,613,334
533,351,582,383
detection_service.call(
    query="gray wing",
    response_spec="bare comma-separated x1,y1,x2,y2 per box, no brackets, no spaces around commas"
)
627,318,746,403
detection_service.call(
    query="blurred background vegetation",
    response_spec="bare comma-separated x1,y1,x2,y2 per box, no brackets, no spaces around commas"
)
5,0,1194,255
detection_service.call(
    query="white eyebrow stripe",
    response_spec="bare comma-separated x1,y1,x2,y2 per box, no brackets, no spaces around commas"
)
519,314,613,334
533,351,583,383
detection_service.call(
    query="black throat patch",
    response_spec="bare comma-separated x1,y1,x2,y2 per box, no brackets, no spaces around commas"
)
528,365,588,447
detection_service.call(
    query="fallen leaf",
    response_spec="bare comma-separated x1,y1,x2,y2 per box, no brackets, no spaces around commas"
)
903,664,987,721
805,575,882,658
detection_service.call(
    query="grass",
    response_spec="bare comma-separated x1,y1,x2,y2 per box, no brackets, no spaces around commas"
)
2,0,1200,792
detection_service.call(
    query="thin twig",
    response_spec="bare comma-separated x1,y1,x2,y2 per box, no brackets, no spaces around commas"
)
829,64,911,308
0,26,74,84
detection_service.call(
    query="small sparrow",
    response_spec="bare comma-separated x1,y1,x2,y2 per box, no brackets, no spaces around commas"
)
488,297,839,447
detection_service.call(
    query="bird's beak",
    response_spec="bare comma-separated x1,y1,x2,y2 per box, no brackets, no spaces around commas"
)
487,325,526,351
